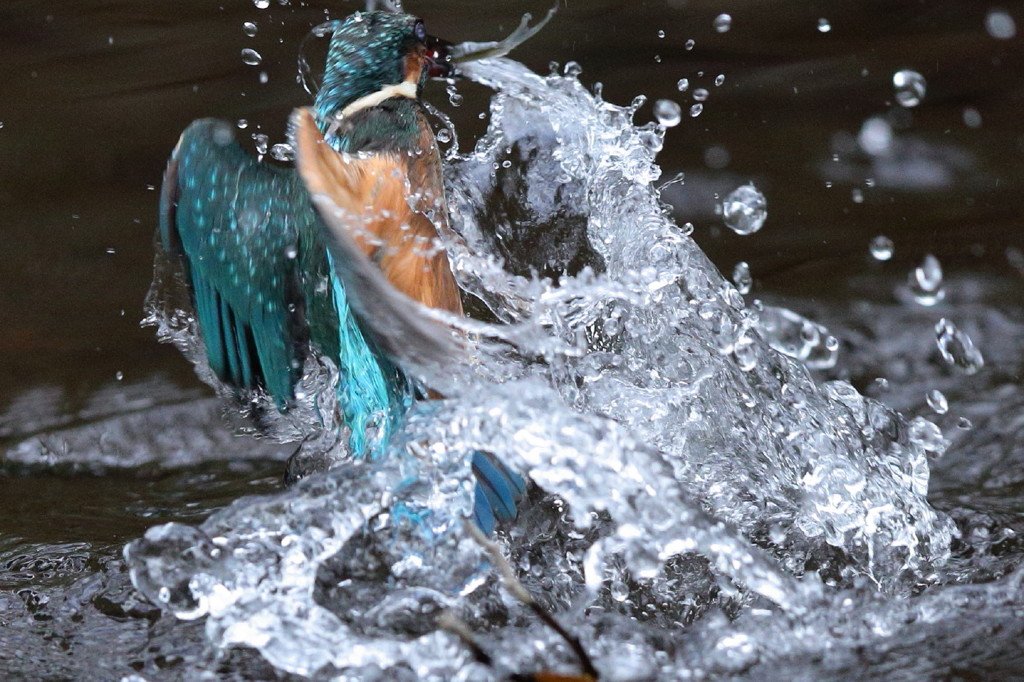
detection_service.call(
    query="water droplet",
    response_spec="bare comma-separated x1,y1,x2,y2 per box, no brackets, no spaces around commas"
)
713,13,733,33
957,416,973,430
436,128,452,144
985,9,1016,39
909,254,944,305
684,38,696,51
676,78,690,92
926,389,948,414
851,188,864,204
252,133,269,156
858,116,893,156
722,184,767,235
236,118,249,129
818,18,831,33
962,107,982,128
284,245,298,259
270,143,294,161
241,48,263,66
446,84,463,107
654,54,662,63
732,261,752,294
689,103,703,118
893,70,926,107
869,236,893,261
657,29,666,39
564,61,583,77
243,21,258,37
935,318,985,374
714,74,726,86
653,99,682,127
115,370,124,381
253,0,270,8
259,71,269,84
693,88,709,102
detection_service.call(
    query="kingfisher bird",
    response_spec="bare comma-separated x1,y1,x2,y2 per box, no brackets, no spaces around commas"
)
158,10,525,534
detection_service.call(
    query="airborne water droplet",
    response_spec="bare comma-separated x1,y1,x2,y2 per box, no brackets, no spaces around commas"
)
909,254,944,305
252,133,269,156
243,21,258,37
253,0,270,8
985,9,1016,39
270,143,294,161
714,74,726,86
732,261,752,294
935,318,985,374
869,236,893,261
689,103,703,118
693,88,709,102
722,184,767,235
858,116,892,156
893,70,926,107
926,389,948,415
446,84,463,107
684,38,696,51
677,78,690,92
713,13,733,33
435,128,452,144
241,48,263,66
818,18,831,33
653,99,682,127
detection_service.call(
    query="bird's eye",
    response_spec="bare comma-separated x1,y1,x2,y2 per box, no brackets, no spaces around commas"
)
414,21,427,42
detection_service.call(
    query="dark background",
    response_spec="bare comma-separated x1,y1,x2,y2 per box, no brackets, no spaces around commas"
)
1,0,1022,431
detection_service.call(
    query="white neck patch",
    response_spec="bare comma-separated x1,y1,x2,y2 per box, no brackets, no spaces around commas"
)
339,80,418,119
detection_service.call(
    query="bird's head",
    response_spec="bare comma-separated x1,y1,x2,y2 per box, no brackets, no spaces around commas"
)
314,11,452,124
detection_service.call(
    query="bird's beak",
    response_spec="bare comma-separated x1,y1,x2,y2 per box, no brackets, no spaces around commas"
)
424,35,455,79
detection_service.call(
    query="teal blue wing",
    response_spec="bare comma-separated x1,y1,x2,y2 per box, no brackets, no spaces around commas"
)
160,119,318,404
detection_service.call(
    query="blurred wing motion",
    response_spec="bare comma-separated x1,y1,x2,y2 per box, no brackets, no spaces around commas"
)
290,106,467,382
160,119,322,403
291,106,525,528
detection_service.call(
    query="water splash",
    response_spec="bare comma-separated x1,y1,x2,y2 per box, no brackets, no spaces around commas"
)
126,58,964,678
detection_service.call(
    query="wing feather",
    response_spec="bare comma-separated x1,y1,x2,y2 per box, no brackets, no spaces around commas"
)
289,107,463,314
159,119,316,403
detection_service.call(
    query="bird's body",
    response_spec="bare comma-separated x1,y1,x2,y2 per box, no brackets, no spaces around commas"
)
159,10,523,532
